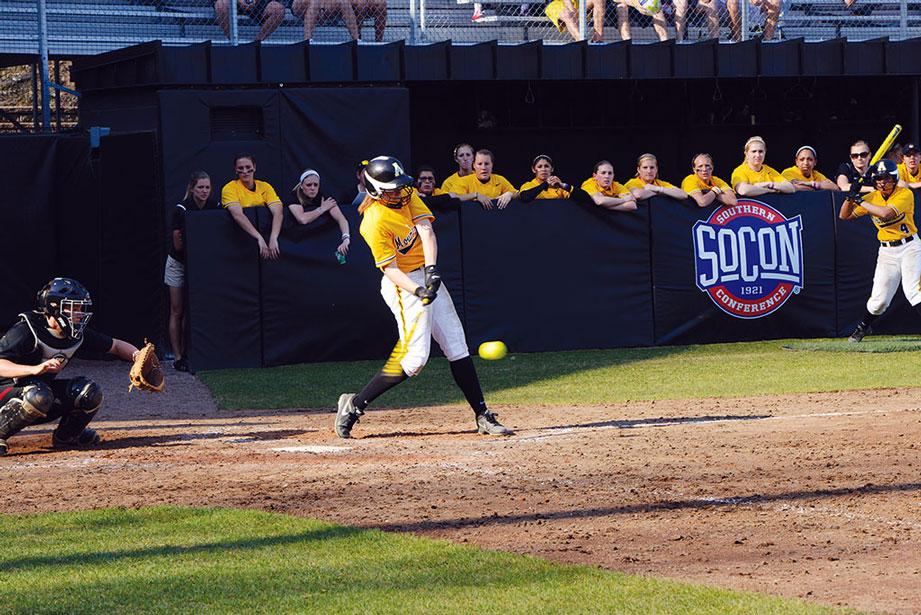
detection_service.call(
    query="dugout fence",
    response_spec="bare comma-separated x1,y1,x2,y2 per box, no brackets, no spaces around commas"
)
181,190,915,372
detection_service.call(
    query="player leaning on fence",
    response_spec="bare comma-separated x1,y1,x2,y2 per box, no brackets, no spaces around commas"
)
840,159,921,343
221,153,284,260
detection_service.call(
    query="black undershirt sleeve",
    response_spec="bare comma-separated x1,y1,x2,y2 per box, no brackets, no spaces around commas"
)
0,325,34,363
76,329,114,358
517,182,548,203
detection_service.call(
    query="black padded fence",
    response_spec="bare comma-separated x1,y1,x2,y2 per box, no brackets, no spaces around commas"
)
0,132,163,348
180,190,921,372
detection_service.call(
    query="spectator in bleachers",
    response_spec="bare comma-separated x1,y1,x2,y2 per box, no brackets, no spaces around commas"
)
166,172,220,372
288,169,351,256
898,143,921,189
545,0,605,42
580,160,637,211
351,0,387,41
624,153,689,201
214,0,285,42
292,0,359,40
221,153,284,259
682,153,737,208
518,155,578,201
616,0,670,42
452,149,518,209
731,136,795,196
835,139,875,195
674,0,721,42
781,146,838,191
441,143,475,194
727,0,781,41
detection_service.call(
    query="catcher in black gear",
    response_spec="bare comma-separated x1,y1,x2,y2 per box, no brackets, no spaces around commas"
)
0,277,141,456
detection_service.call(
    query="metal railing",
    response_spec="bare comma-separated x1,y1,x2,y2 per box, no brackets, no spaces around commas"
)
0,0,919,57
1,0,919,132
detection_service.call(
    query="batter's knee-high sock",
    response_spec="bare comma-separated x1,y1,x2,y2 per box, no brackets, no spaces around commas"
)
858,310,881,329
449,356,488,416
353,370,408,411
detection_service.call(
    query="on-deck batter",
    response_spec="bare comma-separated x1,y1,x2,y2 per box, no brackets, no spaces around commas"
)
840,159,921,342
334,156,512,439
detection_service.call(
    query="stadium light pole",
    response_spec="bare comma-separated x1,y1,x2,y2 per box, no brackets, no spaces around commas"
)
36,0,52,132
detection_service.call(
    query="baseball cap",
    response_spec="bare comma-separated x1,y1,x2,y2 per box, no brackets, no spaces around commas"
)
903,143,919,155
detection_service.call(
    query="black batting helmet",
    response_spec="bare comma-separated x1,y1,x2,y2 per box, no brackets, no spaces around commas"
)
37,277,93,339
364,156,414,208
870,159,899,182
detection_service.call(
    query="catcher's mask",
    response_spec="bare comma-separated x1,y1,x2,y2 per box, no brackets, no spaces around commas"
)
37,277,93,339
364,156,414,209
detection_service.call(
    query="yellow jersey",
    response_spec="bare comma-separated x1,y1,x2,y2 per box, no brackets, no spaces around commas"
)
853,186,917,242
898,163,921,184
580,177,628,197
220,179,281,208
680,174,732,194
730,163,785,188
519,178,571,199
359,192,434,272
624,177,676,191
441,172,471,195
453,173,516,198
781,166,830,183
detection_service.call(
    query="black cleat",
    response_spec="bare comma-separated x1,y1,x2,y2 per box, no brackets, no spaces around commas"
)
334,393,363,439
476,411,513,436
848,323,871,343
51,428,101,450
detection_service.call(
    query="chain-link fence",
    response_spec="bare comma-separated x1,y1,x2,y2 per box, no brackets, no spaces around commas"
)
0,0,917,56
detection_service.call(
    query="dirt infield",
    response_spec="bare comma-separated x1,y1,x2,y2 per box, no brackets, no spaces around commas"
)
3,360,920,613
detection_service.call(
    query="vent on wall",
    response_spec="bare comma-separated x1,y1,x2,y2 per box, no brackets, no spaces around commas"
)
210,106,264,141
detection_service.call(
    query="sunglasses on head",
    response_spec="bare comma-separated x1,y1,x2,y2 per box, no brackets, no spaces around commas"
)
850,151,870,159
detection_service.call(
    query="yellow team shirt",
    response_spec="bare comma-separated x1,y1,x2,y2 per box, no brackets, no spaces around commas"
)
898,163,921,184
781,167,830,183
221,179,281,208
580,178,629,197
730,163,785,188
852,186,917,242
624,177,676,191
519,177,571,199
453,173,516,198
359,192,434,273
440,172,470,194
681,174,733,194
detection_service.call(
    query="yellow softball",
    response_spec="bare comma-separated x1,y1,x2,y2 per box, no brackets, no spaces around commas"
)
478,341,508,360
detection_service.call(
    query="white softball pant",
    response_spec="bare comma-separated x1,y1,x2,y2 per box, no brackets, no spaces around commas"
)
866,237,921,314
380,269,469,376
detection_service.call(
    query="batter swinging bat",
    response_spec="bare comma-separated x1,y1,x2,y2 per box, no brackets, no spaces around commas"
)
870,124,902,167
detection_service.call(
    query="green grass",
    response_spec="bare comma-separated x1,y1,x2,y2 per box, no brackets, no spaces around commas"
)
0,506,840,614
198,338,921,410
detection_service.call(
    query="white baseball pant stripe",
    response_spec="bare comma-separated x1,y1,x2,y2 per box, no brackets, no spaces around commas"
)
866,237,921,314
381,269,469,376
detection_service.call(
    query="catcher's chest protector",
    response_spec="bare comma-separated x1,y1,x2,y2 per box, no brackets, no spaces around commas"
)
19,311,83,369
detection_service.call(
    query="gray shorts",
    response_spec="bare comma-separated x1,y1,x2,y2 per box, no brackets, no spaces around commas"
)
164,255,185,288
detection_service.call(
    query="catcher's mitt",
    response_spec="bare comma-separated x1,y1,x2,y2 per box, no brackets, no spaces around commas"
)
128,341,165,393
